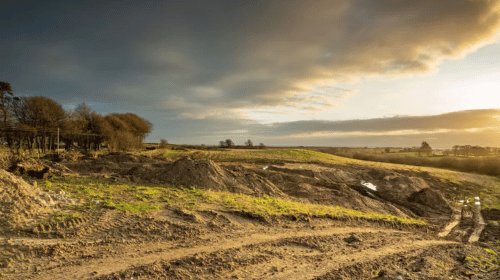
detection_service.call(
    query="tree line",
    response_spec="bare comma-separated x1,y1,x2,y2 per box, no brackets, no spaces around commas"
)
399,144,499,157
0,81,152,153
219,139,265,148
449,145,497,157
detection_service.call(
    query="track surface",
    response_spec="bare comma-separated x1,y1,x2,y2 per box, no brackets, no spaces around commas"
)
439,201,486,242
12,225,452,280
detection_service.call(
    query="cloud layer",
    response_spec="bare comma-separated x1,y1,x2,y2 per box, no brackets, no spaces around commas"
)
256,109,500,135
1,1,500,146
155,109,500,148
2,0,500,116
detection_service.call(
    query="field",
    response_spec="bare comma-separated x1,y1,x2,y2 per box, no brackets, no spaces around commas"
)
316,147,500,177
149,148,500,209
1,147,499,279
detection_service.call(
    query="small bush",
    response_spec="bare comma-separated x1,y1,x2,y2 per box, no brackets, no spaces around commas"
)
159,139,169,149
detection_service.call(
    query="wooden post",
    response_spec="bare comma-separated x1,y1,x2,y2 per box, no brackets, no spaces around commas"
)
57,127,60,154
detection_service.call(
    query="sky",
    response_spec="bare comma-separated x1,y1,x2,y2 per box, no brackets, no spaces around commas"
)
1,0,499,147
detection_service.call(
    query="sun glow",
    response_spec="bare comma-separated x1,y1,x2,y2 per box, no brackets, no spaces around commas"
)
438,71,500,111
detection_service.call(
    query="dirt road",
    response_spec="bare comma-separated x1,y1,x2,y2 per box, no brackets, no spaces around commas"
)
15,225,451,280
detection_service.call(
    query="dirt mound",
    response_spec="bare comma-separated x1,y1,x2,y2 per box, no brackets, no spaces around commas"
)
267,165,316,178
480,209,500,243
63,153,161,175
126,157,284,196
60,153,459,221
162,157,233,190
482,208,500,221
408,188,452,216
372,174,429,203
251,164,434,217
8,157,45,175
0,170,54,232
98,153,157,164
8,157,73,178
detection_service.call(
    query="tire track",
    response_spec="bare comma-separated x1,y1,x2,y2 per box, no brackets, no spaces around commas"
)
271,240,455,280
468,203,486,243
31,227,403,280
438,202,463,237
439,199,486,243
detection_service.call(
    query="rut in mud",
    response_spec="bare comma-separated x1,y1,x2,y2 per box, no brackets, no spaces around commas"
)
440,199,487,243
30,226,411,280
2,210,495,280
10,220,453,280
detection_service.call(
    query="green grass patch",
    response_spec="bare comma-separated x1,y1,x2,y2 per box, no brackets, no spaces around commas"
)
41,176,425,225
203,191,426,225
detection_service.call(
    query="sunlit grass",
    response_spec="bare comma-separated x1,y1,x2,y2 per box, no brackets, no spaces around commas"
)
42,176,425,225
146,148,355,164
149,148,465,173
203,191,426,225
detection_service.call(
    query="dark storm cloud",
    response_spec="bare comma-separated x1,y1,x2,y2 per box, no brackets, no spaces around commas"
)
2,0,499,116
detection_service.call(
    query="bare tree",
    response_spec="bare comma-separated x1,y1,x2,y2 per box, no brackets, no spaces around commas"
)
245,139,253,147
225,139,234,147
0,81,14,128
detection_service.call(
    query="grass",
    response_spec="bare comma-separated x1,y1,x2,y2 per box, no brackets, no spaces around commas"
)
464,248,499,272
145,148,500,209
203,191,425,225
147,148,356,165
148,147,487,175
347,152,500,177
41,176,426,226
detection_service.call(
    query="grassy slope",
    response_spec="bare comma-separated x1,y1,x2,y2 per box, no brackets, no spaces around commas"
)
42,176,425,226
145,148,500,209
328,150,500,177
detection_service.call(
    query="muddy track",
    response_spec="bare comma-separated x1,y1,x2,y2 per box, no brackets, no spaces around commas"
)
315,243,464,280
74,211,135,238
273,240,454,280
438,202,463,237
468,204,486,243
29,226,408,280
439,201,486,243
93,229,454,280
22,226,457,280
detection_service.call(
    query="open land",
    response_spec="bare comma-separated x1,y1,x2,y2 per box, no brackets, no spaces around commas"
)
1,148,499,279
